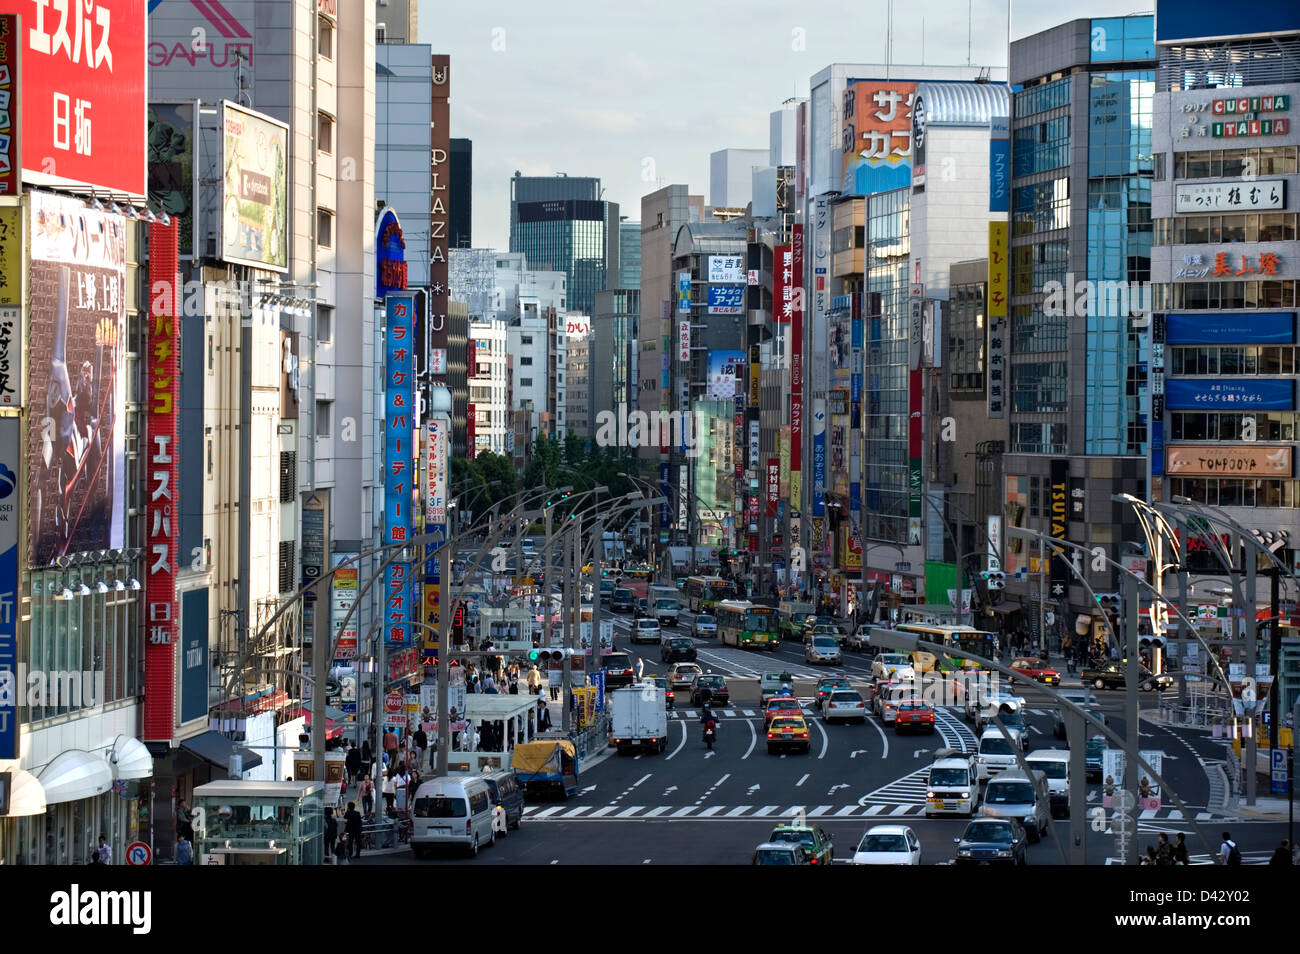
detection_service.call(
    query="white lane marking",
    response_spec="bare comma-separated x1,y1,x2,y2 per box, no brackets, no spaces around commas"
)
796,773,810,787
726,805,752,817
670,806,696,817
561,806,591,818
835,805,859,816
615,806,645,818
850,749,869,759
753,805,778,816
582,785,598,794
712,773,731,789
808,805,832,817
632,774,652,789
1139,809,1157,819
865,804,886,815
588,806,618,817
815,717,830,760
704,750,716,759
643,859,652,864
781,805,806,817
698,806,724,817
550,859,559,865
534,807,566,818
666,720,687,760
643,806,671,817
867,713,890,759
742,709,756,717
889,804,912,816
743,718,757,760
828,783,850,796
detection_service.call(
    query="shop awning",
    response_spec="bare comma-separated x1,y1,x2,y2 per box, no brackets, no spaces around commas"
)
0,765,47,816
110,735,155,780
180,731,264,772
38,749,113,805
990,601,1021,614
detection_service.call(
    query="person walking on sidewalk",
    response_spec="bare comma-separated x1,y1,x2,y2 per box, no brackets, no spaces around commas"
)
412,726,428,772
175,833,193,866
527,664,542,695
382,771,397,815
537,698,553,732
1173,832,1190,865
345,743,361,783
324,807,338,864
1269,839,1293,865
344,802,363,859
359,775,375,819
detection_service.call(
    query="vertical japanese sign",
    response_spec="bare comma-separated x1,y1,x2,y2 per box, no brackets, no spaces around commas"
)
987,515,1002,574
143,220,179,742
423,412,448,643
989,116,1010,214
331,559,359,660
0,204,20,407
678,318,690,364
18,0,146,197
678,463,688,533
0,416,19,758
908,369,922,543
385,293,415,647
812,398,826,518
677,269,690,315
790,224,804,510
466,401,476,460
988,222,1008,318
766,458,780,517
429,55,450,384
1049,458,1069,598
775,245,792,323
0,14,19,196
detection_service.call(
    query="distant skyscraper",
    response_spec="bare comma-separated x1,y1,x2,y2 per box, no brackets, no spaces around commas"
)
450,138,472,248
510,174,619,316
619,222,641,290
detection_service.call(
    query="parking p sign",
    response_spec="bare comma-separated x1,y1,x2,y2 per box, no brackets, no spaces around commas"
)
1272,749,1288,794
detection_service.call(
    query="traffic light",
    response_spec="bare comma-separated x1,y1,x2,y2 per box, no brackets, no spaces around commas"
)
1096,592,1121,615
986,571,1006,591
1139,634,1166,651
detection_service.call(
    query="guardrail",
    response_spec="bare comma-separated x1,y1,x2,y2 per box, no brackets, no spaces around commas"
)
571,712,611,770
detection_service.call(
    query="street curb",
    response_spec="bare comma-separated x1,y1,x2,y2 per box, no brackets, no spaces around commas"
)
578,741,618,773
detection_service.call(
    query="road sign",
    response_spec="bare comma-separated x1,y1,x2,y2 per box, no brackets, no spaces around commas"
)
127,842,152,866
384,692,403,714
1272,749,1288,794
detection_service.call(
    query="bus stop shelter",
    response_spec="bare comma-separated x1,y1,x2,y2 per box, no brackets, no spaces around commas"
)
448,694,541,775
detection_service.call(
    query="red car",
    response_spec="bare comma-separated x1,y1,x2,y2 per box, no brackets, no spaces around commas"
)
894,699,935,734
1010,657,1061,686
764,696,802,727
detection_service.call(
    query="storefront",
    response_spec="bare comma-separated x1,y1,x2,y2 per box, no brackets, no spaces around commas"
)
193,780,324,865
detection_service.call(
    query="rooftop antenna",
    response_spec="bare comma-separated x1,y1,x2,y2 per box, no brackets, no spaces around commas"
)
968,0,973,66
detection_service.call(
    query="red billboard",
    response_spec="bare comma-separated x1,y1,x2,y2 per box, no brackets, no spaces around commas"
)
466,401,476,459
0,15,19,196
144,219,179,741
13,0,147,197
790,225,803,480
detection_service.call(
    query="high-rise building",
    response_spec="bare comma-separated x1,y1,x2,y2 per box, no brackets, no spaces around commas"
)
511,195,620,316
376,46,433,287
593,288,641,431
710,148,769,209
509,173,600,237
619,222,642,290
375,0,417,43
1002,15,1157,645
468,320,511,456
450,139,473,249
567,327,593,441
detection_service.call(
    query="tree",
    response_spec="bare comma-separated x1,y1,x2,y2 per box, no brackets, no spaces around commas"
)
475,451,517,509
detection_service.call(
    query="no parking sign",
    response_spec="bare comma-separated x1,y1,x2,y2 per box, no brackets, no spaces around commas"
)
127,842,152,866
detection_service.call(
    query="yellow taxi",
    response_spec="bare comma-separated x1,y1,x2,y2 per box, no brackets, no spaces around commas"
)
766,715,811,755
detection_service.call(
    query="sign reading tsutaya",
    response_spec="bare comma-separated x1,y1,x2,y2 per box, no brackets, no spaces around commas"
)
1175,180,1284,213
1166,445,1293,477
144,219,180,741
708,256,745,283
18,0,147,197
384,293,415,647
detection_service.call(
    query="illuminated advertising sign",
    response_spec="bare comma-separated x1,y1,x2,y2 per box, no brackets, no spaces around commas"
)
27,191,126,566
707,351,744,400
220,101,288,271
775,245,792,323
1049,458,1070,596
143,219,179,741
376,206,407,298
1166,378,1294,410
707,285,744,314
147,101,198,258
17,0,147,197
812,398,826,518
0,15,19,196
988,222,1008,318
1166,445,1292,476
791,223,804,507
0,206,19,406
384,293,415,647
1165,312,1293,344
429,55,450,383
1175,179,1284,213
708,256,744,283
425,418,446,526
766,458,780,517
677,270,691,315
841,80,917,194
989,116,1010,213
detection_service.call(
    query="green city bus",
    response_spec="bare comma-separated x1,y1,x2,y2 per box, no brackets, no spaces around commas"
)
683,575,735,614
716,600,779,651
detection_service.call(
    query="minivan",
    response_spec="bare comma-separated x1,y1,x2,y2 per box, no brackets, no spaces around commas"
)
1024,749,1071,818
981,769,1051,842
975,726,1025,782
926,755,979,817
480,769,525,833
411,776,497,858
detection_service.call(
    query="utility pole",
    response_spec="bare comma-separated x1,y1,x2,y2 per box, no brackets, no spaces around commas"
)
1123,569,1140,865
1064,702,1089,865
1269,567,1281,752
562,519,573,733
1176,513,1190,707
1245,535,1258,807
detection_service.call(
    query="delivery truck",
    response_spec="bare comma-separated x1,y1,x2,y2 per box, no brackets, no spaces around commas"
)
610,684,669,755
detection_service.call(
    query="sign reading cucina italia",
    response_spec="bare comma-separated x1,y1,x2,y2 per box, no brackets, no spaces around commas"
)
1166,445,1293,477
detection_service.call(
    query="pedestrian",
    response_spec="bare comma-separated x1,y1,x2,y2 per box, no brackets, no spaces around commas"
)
384,726,400,761
382,772,396,815
360,740,373,778
345,742,361,783
324,807,338,863
176,799,195,842
96,835,112,865
1173,832,1190,865
344,801,363,858
483,671,498,694
394,766,409,813
1219,831,1241,865
359,774,375,818
509,666,520,695
1269,839,1292,865
537,699,552,732
635,657,645,681
1141,845,1158,865
1155,833,1174,866
174,833,193,866
412,726,428,772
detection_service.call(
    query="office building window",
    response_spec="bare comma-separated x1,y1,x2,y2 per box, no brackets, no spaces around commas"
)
316,401,332,438
317,305,332,343
317,209,334,248
520,356,532,366
319,17,334,59
520,378,533,387
318,112,334,155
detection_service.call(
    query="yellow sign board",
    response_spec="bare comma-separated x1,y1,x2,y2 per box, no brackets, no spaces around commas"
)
988,221,1008,318
0,206,21,307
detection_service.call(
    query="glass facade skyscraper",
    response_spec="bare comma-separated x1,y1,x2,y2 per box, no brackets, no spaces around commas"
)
511,198,619,316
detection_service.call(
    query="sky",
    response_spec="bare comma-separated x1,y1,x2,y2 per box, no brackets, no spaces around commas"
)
419,0,1153,252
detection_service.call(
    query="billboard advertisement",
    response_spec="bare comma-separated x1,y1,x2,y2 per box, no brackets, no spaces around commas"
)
678,318,690,364
791,223,804,509
707,285,744,315
16,0,147,197
331,559,359,660
148,102,198,258
766,458,779,517
0,205,20,408
1156,0,1300,44
1166,445,1292,477
1164,312,1293,345
988,222,1008,318
384,293,415,647
27,191,126,567
144,219,179,742
812,398,826,518
429,55,450,384
220,101,287,272
1166,378,1294,411
990,116,1010,213
706,351,744,400
775,244,792,322
708,255,744,283
677,269,691,314
376,206,407,298
0,14,18,196
842,80,917,195
425,418,447,526
0,417,18,758
1175,179,1284,213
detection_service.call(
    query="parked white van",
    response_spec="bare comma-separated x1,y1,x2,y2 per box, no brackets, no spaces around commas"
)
411,776,496,858
975,726,1025,782
1024,749,1072,818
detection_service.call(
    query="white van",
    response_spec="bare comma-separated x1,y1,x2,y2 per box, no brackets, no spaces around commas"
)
1024,749,1071,818
981,769,1051,842
975,726,1025,782
926,754,979,817
411,776,497,858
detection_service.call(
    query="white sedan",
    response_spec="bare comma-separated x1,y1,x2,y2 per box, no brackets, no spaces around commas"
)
852,825,922,866
667,662,703,691
872,653,916,682
692,614,717,638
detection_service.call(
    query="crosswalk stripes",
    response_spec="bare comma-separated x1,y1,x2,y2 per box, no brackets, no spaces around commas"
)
520,803,1224,822
672,707,817,720
861,766,931,805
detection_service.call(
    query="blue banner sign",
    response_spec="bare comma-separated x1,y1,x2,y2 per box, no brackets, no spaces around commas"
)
385,293,416,647
1165,312,1294,345
0,419,18,759
1166,378,1294,411
707,285,745,315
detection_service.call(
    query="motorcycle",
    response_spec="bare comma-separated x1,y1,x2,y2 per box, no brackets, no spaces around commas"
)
703,720,717,750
